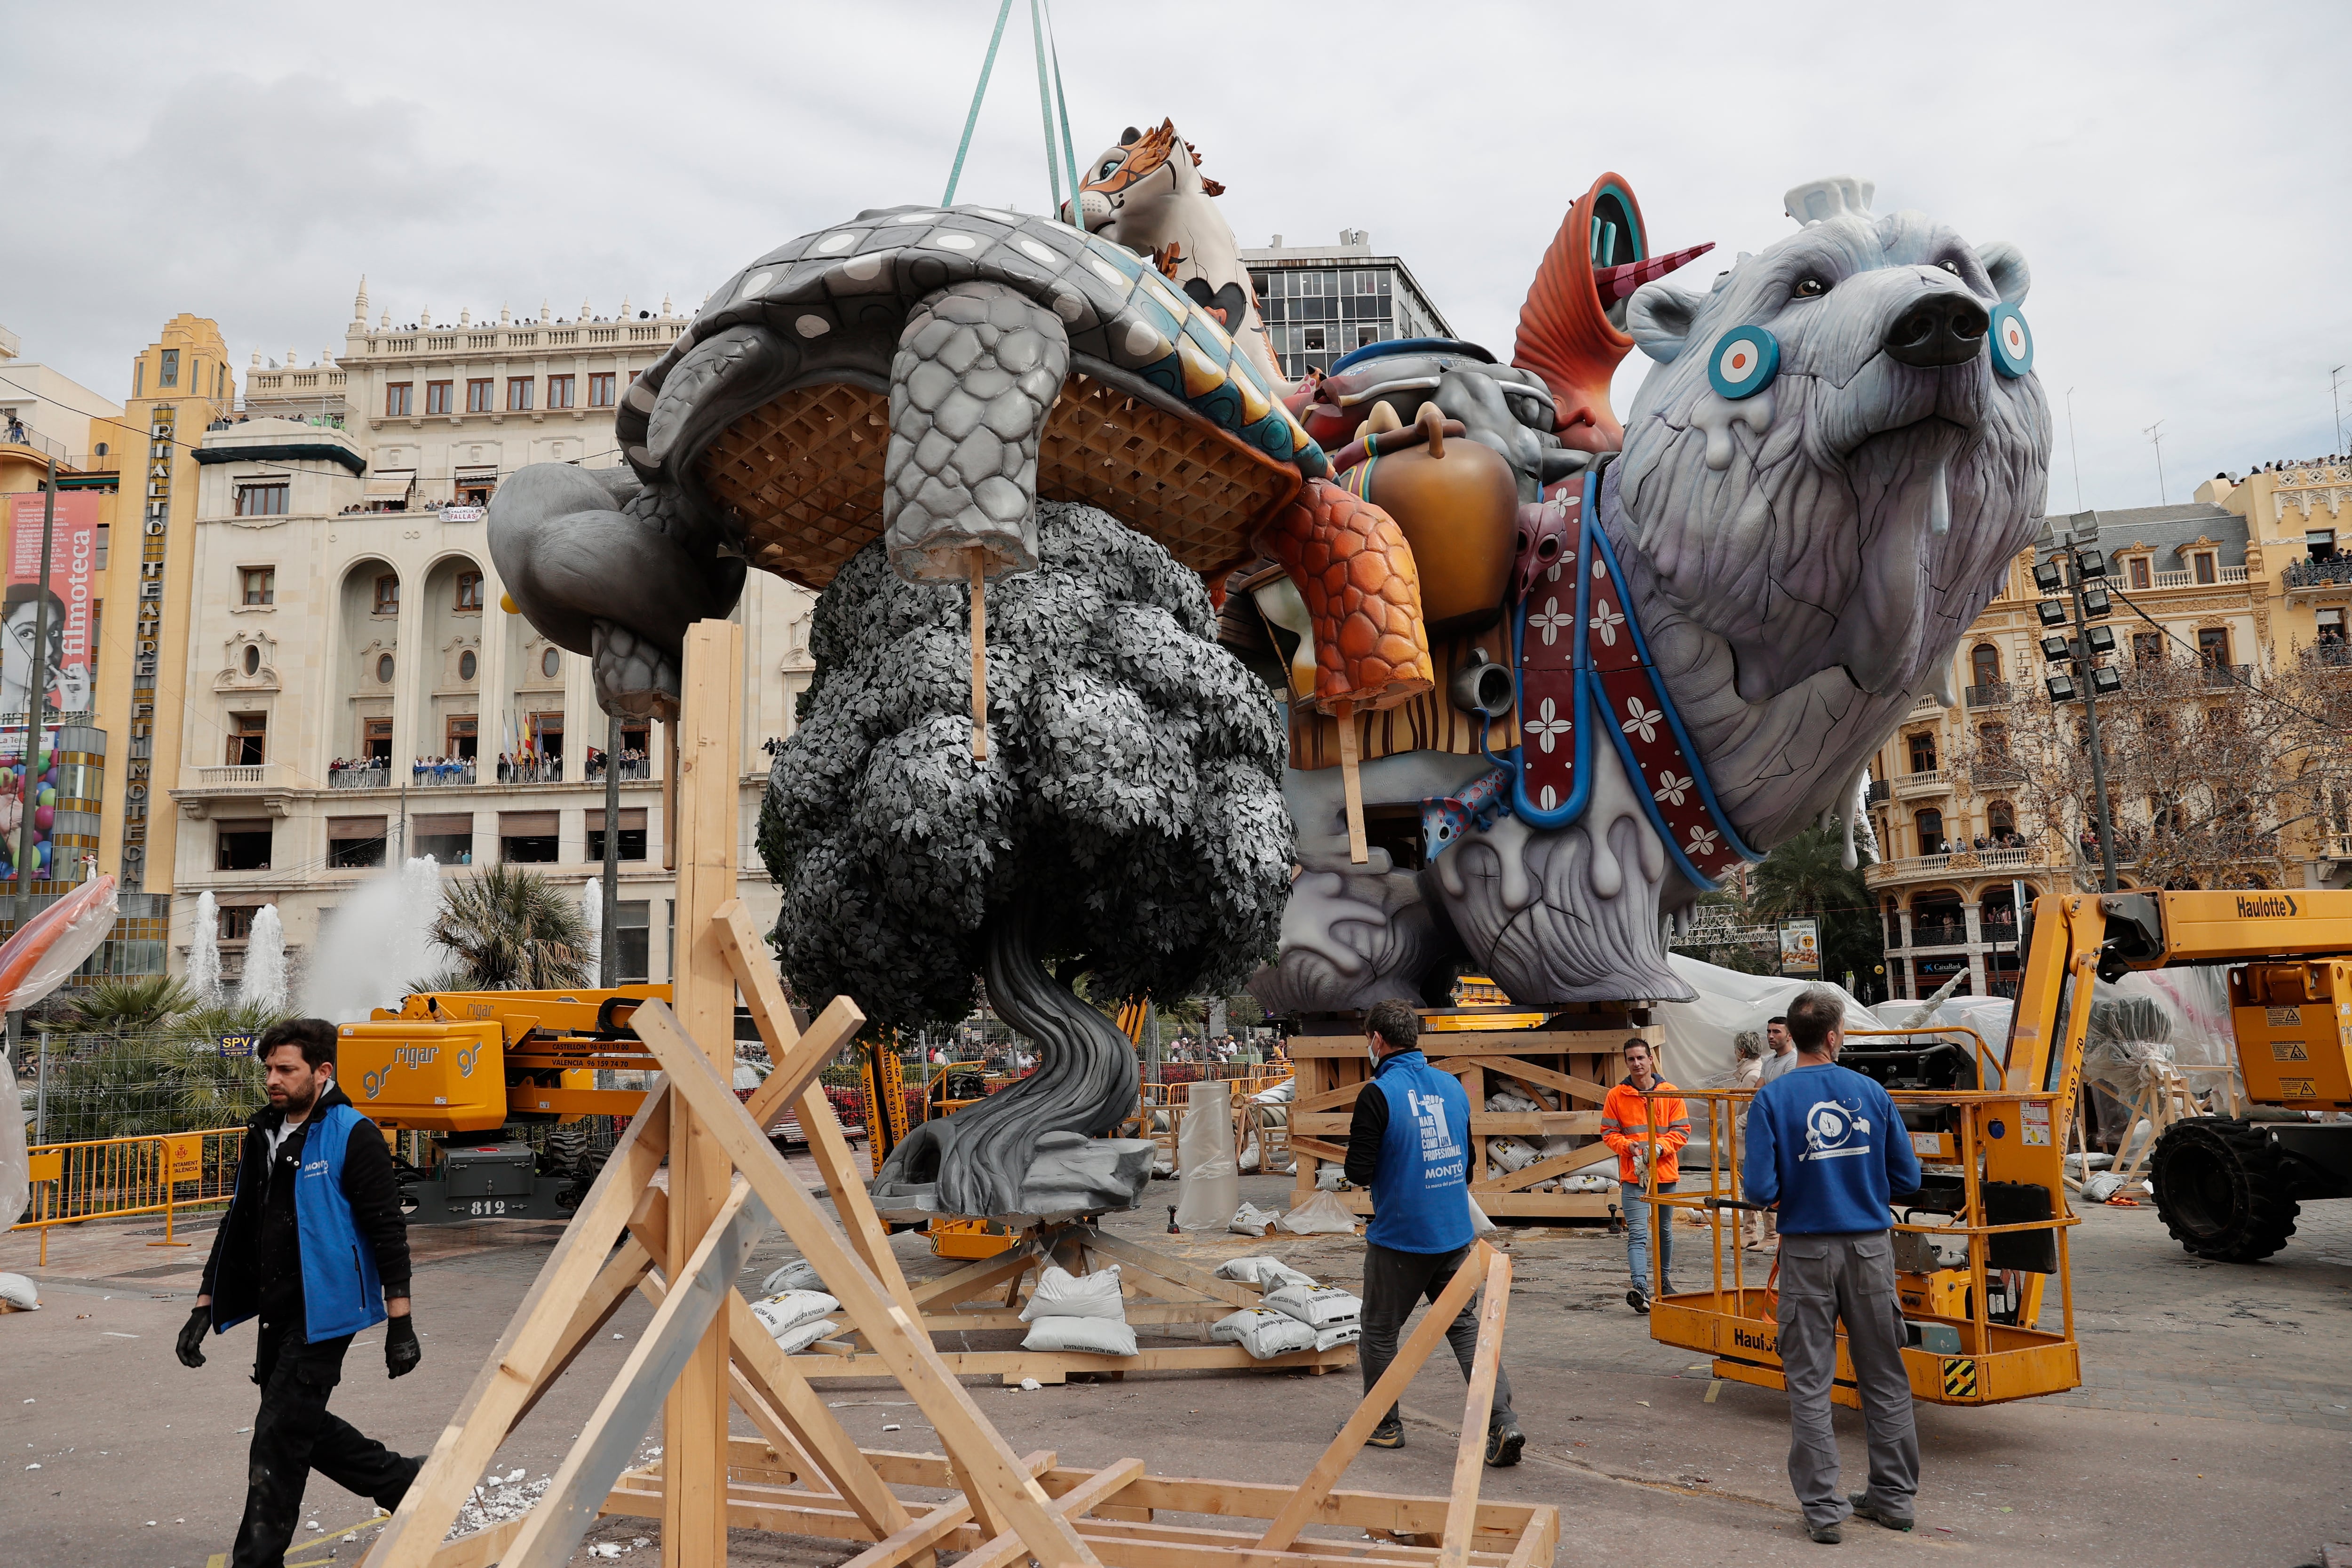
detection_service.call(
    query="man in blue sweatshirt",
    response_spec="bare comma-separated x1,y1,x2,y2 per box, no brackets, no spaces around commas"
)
1744,986,1921,1545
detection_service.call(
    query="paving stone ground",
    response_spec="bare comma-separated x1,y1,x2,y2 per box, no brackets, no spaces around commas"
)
6,1168,2349,1567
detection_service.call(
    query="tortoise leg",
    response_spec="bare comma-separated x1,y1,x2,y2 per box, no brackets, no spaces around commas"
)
883,281,1072,583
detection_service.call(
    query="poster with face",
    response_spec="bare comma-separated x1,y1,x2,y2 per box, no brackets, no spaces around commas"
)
0,723,67,883
4,491,98,719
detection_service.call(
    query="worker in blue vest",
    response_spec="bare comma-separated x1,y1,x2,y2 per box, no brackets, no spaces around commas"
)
1343,998,1524,1466
178,1019,425,1568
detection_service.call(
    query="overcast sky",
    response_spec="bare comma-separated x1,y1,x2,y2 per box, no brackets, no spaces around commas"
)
4,1,2345,512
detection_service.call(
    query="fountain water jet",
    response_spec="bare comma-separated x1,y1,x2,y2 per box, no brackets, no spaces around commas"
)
302,856,448,1023
239,905,288,1014
188,890,222,1003
581,877,602,984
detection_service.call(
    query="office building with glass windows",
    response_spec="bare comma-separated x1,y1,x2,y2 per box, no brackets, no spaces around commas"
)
1239,230,1455,382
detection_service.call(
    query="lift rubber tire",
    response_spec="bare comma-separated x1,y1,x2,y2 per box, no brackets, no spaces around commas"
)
2150,1117,2299,1263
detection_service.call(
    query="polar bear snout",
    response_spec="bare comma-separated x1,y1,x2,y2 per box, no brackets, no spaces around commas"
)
1882,289,1989,369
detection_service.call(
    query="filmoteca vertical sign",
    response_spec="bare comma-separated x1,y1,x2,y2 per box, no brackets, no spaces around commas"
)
4,490,100,716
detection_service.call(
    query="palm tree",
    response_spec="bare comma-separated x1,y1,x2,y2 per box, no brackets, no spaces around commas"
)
429,865,592,990
60,974,199,1034
1749,826,1881,995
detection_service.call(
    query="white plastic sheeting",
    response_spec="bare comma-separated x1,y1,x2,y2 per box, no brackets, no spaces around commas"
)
1171,1079,1240,1230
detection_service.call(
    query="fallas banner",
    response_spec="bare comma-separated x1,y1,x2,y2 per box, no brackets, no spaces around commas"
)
4,491,98,716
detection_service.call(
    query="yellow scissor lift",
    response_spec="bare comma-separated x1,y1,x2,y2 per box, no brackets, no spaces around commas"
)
1639,1022,2082,1409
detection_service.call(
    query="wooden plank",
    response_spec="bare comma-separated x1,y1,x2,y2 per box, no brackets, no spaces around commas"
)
509,1230,655,1431
1082,1231,1256,1309
1427,1056,1613,1106
1289,1135,1351,1164
360,1081,672,1568
960,1459,1147,1568
664,618,747,1568
786,1343,1352,1381
910,1246,1040,1308
1472,1142,1615,1195
424,1519,525,1568
722,1290,911,1539
740,992,866,1130
1437,1250,1512,1568
1292,1030,1645,1059
502,1178,769,1568
1290,1078,1367,1115
1292,1110,1598,1138
1257,1242,1497,1552
827,1450,1057,1568
632,999,1102,1568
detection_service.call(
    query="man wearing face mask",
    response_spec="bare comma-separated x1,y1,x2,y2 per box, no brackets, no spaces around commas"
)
178,1018,424,1568
1342,998,1525,1466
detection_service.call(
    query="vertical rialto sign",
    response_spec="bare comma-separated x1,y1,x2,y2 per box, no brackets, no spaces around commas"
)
3,489,98,716
124,404,174,891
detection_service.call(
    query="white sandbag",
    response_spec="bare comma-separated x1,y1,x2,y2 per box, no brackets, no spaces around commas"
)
750,1290,840,1339
1213,1256,1318,1292
1281,1188,1361,1234
1314,1322,1361,1352
1485,1087,1542,1114
773,1317,839,1354
1563,1173,1611,1193
1262,1283,1361,1329
2064,1151,2114,1172
1211,1308,1314,1359
1018,1264,1126,1322
1313,1164,1349,1192
1468,1196,1497,1235
761,1259,823,1296
1214,1255,1283,1284
0,1272,38,1311
1172,1080,1240,1231
1250,1079,1296,1105
1230,1202,1279,1237
2081,1171,2125,1202
1487,1137,1541,1173
1021,1314,1138,1356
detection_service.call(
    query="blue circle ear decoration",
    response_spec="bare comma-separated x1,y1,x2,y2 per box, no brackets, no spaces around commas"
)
1707,325,1780,400
1988,303,2033,378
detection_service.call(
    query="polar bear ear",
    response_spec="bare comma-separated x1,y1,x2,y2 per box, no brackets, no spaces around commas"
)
1628,281,1705,365
1976,240,2030,306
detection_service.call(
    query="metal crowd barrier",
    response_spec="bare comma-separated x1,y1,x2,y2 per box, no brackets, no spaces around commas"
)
11,1126,247,1266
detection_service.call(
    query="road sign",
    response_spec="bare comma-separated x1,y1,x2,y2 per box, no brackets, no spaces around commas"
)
163,1134,204,1184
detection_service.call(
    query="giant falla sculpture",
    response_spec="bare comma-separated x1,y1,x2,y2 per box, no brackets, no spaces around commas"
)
490,126,2048,1216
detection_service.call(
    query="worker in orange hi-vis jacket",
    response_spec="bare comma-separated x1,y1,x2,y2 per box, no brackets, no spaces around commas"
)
1599,1038,1690,1313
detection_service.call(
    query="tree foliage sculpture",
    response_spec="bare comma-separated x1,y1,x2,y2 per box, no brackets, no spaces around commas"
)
759,501,1293,1217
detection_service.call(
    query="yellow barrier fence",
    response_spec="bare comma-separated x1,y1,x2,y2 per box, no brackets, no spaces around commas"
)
11,1127,247,1266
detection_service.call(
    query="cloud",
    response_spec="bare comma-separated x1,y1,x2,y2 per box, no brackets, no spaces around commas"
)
3,0,2345,510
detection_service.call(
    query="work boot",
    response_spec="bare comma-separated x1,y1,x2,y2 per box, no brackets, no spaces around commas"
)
1848,1492,1915,1532
1807,1521,1844,1544
1626,1287,1649,1315
1363,1415,1405,1449
1483,1420,1524,1468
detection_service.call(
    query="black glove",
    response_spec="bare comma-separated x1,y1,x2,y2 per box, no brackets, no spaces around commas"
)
385,1314,421,1379
175,1305,210,1369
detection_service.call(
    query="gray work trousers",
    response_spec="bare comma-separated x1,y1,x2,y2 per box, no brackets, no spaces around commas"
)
1359,1241,1515,1430
1775,1231,1918,1528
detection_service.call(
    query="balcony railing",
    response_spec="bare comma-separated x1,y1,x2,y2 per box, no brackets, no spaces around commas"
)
1963,682,2011,707
2284,557,2352,590
2310,641,2352,668
2200,662,2253,689
1865,780,1892,804
0,423,70,462
329,765,389,790
408,761,478,787
194,764,273,788
2151,565,2249,588
1971,762,2025,786
1908,921,1970,949
1892,768,1950,795
2330,834,2352,861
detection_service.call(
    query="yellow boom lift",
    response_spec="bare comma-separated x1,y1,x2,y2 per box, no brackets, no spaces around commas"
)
1644,888,2352,1408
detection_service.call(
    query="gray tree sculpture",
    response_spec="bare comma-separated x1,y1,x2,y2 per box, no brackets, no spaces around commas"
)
759,501,1292,1218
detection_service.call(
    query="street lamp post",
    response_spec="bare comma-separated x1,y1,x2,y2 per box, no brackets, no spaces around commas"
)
2035,517,2121,893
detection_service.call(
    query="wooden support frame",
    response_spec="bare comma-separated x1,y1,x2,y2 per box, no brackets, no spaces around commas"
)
362,618,1554,1568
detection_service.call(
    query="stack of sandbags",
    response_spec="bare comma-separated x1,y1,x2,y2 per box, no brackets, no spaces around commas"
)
1262,1279,1363,1351
761,1259,823,1296
1214,1255,1319,1293
1018,1263,1137,1357
1211,1307,1315,1358
749,1289,841,1353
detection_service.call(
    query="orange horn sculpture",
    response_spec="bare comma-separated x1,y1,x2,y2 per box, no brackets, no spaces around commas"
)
1512,173,1712,454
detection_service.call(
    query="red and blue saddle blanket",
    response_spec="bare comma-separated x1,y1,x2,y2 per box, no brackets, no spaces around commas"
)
1421,467,1758,892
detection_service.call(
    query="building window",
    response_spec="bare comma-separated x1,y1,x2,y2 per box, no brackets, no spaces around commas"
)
2128,556,2150,589
2310,529,2339,561
240,567,276,605
587,807,648,863
2192,552,2217,585
498,811,560,864
1978,722,2008,761
363,716,392,763
215,820,272,871
1907,732,1937,773
446,715,478,760
507,377,534,412
2197,627,2230,667
1913,808,1945,856
225,712,267,766
412,812,474,864
2319,606,2345,644
219,904,256,940
614,900,651,983
425,381,453,415
241,645,261,676
588,372,616,407
1970,643,1999,688
1301,326,1326,352
372,573,400,614
1988,800,2016,838
458,649,478,681
376,652,396,683
530,711,565,764
455,570,483,610
466,378,493,413
386,382,413,417
547,374,575,409
2133,631,2162,666
328,817,386,870
540,647,561,679
235,483,288,517
160,349,180,387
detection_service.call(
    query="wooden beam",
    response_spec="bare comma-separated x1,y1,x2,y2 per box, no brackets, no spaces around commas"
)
722,1290,912,1540
360,1081,673,1568
508,1232,655,1432
1081,1231,1255,1310
1426,1056,1613,1105
1437,1250,1511,1568
1256,1241,1497,1554
908,1245,1040,1309
502,1178,770,1568
1290,1078,1367,1115
663,617,747,1568
631,999,1102,1568
1288,1135,1351,1165
741,992,867,1130
1473,1141,1615,1195
422,1518,525,1568
957,1459,1147,1568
